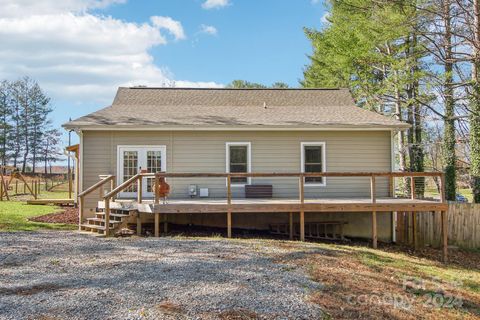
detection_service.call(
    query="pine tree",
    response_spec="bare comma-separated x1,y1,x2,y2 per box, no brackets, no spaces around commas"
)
0,81,13,166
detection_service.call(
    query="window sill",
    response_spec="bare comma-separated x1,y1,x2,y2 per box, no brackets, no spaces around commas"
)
304,183,327,187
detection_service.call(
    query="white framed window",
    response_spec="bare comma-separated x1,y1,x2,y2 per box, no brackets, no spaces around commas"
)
301,142,326,187
226,142,251,186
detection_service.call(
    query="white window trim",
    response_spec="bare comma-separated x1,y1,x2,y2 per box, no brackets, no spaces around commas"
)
226,142,252,187
116,145,167,197
301,142,327,187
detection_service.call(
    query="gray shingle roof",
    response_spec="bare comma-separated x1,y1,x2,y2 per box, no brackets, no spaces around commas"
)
63,87,409,130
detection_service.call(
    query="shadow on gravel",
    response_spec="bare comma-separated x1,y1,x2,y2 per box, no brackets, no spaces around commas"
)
0,283,68,296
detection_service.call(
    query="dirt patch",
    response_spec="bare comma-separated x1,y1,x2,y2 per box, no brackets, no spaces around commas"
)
29,207,78,225
156,300,186,315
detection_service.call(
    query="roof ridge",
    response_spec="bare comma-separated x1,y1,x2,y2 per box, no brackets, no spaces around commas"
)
120,86,348,91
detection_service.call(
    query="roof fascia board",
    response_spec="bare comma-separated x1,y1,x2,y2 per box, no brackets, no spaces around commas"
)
63,125,409,131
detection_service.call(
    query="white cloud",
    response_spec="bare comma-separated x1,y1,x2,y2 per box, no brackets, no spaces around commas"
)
201,0,230,10
311,0,320,4
321,12,331,25
0,0,126,18
0,0,222,104
199,24,218,36
151,16,186,41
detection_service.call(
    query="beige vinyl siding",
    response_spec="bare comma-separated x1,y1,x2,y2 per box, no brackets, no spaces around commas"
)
81,130,392,211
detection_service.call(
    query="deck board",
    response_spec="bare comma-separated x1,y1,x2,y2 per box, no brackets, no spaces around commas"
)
106,197,447,214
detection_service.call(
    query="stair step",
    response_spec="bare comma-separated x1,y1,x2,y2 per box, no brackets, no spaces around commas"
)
80,224,114,231
86,218,121,224
95,213,130,218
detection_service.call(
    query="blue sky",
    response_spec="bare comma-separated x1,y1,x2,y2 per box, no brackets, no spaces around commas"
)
0,0,328,145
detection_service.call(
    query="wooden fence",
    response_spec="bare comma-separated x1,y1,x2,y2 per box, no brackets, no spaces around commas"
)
406,203,480,249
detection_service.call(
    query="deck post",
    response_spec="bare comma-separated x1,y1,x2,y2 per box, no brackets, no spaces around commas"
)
110,177,116,201
154,173,160,205
441,210,448,263
289,212,293,240
164,214,168,233
78,196,84,230
227,175,232,238
371,175,377,248
137,176,142,204
410,177,417,249
299,175,305,242
104,197,110,237
410,176,415,200
136,214,142,236
440,173,446,203
154,212,160,237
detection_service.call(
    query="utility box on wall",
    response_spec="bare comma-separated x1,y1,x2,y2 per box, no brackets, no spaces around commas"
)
199,188,209,198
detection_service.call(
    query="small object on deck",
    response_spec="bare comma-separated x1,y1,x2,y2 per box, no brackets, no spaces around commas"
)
245,185,273,198
114,228,135,237
154,177,170,204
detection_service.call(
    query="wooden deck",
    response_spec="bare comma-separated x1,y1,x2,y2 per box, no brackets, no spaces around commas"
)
82,171,449,262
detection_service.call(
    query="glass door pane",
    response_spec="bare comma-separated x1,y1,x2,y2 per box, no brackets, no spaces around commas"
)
123,150,138,192
146,150,162,193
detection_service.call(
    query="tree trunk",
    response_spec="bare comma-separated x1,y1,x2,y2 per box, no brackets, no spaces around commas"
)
471,0,480,203
442,0,457,201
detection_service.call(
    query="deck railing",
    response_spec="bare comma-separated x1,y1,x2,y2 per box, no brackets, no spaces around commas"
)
78,174,115,229
150,171,446,244
85,171,446,238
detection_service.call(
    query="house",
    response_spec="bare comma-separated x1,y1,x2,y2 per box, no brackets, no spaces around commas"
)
63,87,447,246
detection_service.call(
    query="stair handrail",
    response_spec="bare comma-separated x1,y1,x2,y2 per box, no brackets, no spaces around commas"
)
102,173,143,237
78,175,115,198
103,173,141,200
78,175,115,231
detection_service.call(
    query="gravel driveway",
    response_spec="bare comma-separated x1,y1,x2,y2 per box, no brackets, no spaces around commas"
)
0,231,324,320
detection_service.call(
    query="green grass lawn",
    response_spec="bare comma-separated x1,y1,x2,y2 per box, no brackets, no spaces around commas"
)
425,187,473,202
0,200,75,231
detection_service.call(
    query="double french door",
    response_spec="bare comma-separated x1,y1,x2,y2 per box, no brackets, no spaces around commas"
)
117,146,166,198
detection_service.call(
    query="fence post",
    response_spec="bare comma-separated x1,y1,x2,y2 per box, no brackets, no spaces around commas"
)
442,210,448,263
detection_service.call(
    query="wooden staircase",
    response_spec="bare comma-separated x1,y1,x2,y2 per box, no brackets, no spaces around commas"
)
80,206,138,236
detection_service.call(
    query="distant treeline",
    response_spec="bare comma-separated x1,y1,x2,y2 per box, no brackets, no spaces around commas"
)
0,77,62,173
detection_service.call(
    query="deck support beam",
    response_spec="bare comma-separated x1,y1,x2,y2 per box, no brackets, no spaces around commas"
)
136,214,142,236
372,211,377,249
227,211,232,238
227,175,232,239
164,214,168,233
289,212,293,240
154,212,160,237
78,196,84,231
441,210,448,263
104,197,110,237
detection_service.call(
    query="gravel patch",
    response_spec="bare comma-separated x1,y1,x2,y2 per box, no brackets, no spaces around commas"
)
0,231,324,320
